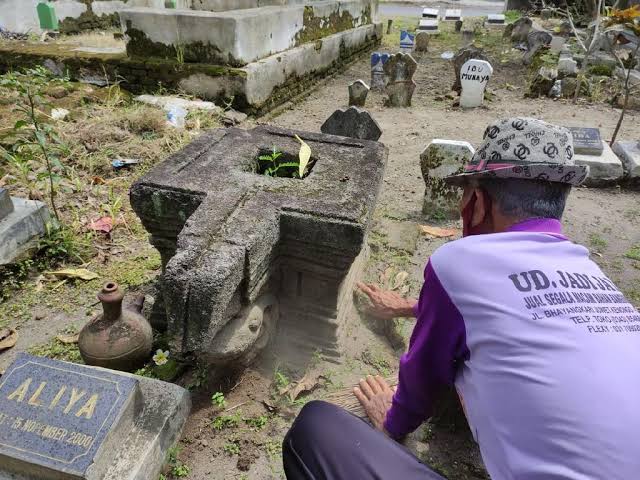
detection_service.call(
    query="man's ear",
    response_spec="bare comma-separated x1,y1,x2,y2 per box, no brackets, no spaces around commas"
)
471,188,489,227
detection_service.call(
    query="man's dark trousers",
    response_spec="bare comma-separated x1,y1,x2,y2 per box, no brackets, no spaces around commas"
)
282,400,446,479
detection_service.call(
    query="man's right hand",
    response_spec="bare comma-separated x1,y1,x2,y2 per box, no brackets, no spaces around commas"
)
357,282,417,320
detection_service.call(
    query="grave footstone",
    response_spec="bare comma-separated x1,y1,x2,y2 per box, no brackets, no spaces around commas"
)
460,59,493,108
418,19,439,34
569,127,623,186
400,31,415,52
383,53,418,107
420,140,475,217
415,32,430,52
36,2,58,31
612,141,640,181
452,46,489,93
455,20,463,32
321,107,382,141
0,193,49,266
462,30,475,46
348,80,370,107
0,353,190,480
371,52,390,90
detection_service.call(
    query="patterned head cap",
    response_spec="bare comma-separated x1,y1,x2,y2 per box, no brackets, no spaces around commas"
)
444,117,589,186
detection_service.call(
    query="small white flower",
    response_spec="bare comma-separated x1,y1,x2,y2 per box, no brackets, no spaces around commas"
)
153,349,169,366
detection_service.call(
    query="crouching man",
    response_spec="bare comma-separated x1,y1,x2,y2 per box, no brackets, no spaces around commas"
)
281,118,640,479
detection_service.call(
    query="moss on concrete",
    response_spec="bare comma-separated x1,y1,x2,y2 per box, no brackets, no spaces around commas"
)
295,4,372,46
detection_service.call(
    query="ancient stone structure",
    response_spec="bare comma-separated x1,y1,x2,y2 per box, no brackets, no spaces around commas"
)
383,52,417,107
420,139,475,217
321,107,382,141
460,59,493,108
0,189,49,265
0,353,189,480
130,126,387,365
348,79,370,106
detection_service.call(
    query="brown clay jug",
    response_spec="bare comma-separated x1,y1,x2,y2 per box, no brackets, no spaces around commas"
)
79,282,153,371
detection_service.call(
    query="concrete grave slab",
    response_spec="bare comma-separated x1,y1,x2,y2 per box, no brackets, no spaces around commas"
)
0,353,190,480
574,141,624,187
612,140,640,182
487,14,505,25
321,107,382,140
569,127,604,155
420,139,475,217
130,126,387,364
0,196,49,266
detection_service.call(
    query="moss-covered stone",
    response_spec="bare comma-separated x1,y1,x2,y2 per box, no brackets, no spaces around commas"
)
295,4,372,46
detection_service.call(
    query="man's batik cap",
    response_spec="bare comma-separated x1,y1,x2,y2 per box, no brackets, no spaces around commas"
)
444,117,589,186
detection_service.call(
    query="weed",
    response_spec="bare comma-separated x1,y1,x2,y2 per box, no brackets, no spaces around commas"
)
171,462,190,477
211,392,226,409
211,412,241,430
589,64,614,77
186,363,208,390
589,233,608,250
274,368,290,391
244,415,268,431
504,10,522,23
257,146,301,178
264,440,282,460
625,244,640,261
223,440,241,456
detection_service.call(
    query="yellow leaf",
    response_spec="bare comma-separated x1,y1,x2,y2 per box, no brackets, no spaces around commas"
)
420,225,460,238
44,268,99,281
295,134,312,178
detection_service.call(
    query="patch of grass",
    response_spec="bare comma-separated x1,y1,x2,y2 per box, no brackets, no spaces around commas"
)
274,368,290,391
102,249,161,288
223,440,241,456
505,10,522,23
211,412,242,431
28,327,83,363
625,244,640,261
589,233,608,250
589,65,614,77
264,440,282,460
244,414,269,431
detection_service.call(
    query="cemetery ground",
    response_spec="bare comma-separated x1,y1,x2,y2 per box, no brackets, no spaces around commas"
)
1,15,640,480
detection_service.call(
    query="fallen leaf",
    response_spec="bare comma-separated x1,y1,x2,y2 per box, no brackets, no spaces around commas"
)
44,268,99,281
295,134,312,178
0,328,18,351
91,176,106,185
56,333,79,344
288,372,323,401
88,216,114,234
420,225,460,238
391,271,409,290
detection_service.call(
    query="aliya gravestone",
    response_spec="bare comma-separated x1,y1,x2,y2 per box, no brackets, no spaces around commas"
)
460,59,493,108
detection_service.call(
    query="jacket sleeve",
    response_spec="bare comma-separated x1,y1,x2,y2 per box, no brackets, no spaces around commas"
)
384,260,469,439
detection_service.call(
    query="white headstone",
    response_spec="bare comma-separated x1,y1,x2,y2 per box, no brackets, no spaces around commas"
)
487,14,506,25
418,19,439,33
444,9,462,21
460,59,493,108
422,8,439,18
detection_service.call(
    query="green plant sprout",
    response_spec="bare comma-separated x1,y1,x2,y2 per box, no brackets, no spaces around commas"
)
258,146,302,178
211,391,226,408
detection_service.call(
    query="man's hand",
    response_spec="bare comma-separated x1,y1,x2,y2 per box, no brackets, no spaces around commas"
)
353,375,395,433
357,282,417,319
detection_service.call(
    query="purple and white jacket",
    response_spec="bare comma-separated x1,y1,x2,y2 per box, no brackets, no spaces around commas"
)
384,219,640,479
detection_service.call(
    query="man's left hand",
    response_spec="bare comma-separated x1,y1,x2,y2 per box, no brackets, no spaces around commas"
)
353,375,395,433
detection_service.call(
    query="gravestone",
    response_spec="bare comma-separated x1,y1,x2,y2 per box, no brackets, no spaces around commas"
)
460,59,493,108
569,127,603,155
422,8,439,19
36,2,58,31
569,128,623,186
0,353,190,480
612,141,640,182
462,30,475,46
348,80,370,107
444,9,462,21
524,30,553,64
550,36,565,53
418,19,439,34
371,52,390,90
487,14,506,26
558,57,578,76
420,140,475,217
383,53,418,107
400,31,415,52
455,20,463,32
415,32,430,52
504,16,532,43
0,192,49,266
452,46,489,93
321,107,382,141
